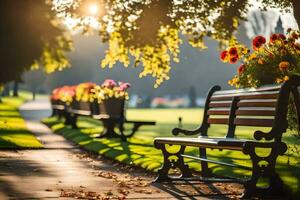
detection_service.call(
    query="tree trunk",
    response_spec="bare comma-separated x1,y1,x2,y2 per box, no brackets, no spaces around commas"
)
32,88,36,101
291,0,300,27
2,85,10,97
13,81,19,97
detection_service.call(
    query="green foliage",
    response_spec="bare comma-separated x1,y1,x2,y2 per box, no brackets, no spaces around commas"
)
51,0,297,87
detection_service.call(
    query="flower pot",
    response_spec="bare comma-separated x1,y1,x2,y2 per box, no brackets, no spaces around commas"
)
71,100,91,112
93,98,125,119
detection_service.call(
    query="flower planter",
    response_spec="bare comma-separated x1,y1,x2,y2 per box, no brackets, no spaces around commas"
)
71,100,92,113
90,98,126,139
93,98,125,119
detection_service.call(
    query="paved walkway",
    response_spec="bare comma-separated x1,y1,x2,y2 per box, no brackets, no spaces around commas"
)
0,99,241,199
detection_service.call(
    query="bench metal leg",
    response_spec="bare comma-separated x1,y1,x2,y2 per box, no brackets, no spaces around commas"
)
199,148,212,177
70,114,78,129
242,142,287,198
97,120,127,141
154,143,192,182
64,111,73,125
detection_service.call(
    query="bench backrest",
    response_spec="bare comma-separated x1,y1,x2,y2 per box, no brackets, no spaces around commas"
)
200,76,300,141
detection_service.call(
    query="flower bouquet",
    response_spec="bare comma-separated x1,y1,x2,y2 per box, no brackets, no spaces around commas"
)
220,29,300,88
75,82,96,102
91,79,131,118
220,29,300,134
53,86,76,106
72,82,97,112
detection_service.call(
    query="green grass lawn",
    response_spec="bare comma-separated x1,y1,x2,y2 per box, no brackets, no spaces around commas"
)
43,108,300,196
0,93,43,148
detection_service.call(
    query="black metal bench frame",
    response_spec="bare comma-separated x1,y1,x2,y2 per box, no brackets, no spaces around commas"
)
154,76,300,198
62,100,156,141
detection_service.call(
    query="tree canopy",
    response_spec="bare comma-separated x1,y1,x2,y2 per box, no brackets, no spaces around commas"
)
52,0,299,87
0,0,72,85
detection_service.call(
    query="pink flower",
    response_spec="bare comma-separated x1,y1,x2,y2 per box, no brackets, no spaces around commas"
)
118,82,131,91
102,79,117,88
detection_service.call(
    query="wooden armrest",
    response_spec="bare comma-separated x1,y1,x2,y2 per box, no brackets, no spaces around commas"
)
172,127,201,136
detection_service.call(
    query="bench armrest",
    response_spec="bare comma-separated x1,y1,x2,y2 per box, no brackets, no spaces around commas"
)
172,127,201,136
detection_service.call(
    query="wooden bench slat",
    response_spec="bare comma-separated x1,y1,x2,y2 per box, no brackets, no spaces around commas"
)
209,101,232,108
211,91,279,101
154,137,246,150
236,109,275,116
237,100,276,107
52,105,65,110
69,109,91,116
213,85,281,96
208,109,230,115
208,118,228,124
234,118,273,127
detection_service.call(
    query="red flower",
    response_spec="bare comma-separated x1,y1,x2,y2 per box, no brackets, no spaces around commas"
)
228,47,238,56
270,34,278,43
278,34,286,40
237,64,246,75
252,35,266,50
229,55,239,64
220,50,228,61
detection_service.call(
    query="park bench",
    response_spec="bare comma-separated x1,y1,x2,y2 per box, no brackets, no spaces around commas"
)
50,99,66,119
154,75,300,198
65,98,156,141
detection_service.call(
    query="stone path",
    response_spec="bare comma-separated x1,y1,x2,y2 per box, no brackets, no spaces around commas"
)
0,98,243,199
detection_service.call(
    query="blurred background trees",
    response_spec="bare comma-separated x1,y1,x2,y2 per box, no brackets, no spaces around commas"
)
0,0,72,96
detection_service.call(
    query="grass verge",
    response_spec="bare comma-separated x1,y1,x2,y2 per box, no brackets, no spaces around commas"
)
0,93,43,149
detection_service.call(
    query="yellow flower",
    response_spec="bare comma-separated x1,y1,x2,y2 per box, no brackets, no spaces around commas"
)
276,78,283,84
279,61,290,71
248,53,257,61
258,59,265,65
284,76,289,81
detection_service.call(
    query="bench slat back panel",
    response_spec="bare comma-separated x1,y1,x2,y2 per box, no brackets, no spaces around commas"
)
233,90,279,128
208,86,281,129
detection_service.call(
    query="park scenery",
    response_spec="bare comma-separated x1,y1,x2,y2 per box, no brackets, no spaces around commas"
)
1,1,300,200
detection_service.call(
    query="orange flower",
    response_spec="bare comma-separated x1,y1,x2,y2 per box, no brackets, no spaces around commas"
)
237,64,246,75
284,76,289,81
258,59,265,65
279,61,290,71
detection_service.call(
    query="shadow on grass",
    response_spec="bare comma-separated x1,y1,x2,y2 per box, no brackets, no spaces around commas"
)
44,116,300,198
0,137,19,149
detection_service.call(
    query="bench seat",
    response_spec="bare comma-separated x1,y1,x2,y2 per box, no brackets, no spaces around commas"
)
155,136,255,151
